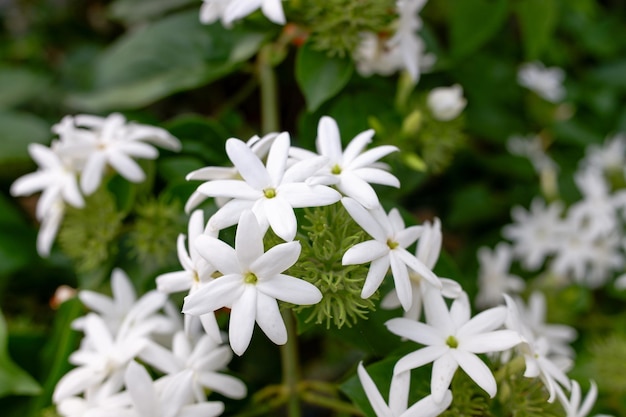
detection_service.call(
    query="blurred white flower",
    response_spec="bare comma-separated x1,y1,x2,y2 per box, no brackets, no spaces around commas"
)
357,362,452,416
426,84,467,121
342,198,441,312
183,211,322,355
517,61,566,103
199,132,340,241
388,290,520,403
200,0,285,26
475,243,525,308
290,116,399,209
507,134,559,174
580,133,626,176
556,380,597,417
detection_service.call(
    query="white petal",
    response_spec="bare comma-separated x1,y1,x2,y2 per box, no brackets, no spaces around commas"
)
389,251,413,311
460,330,522,354
52,366,103,402
80,152,107,195
261,0,285,24
10,171,51,196
263,196,297,241
195,235,239,275
255,292,287,345
341,197,386,241
111,268,137,311
457,306,507,339
279,183,341,208
124,361,159,417
207,199,254,231
109,150,146,183
449,292,470,329
450,349,497,398
197,180,261,200
197,372,247,399
430,353,458,404
395,226,421,248
157,271,192,294
235,210,265,267
257,274,322,305
385,318,443,346
224,0,262,24
342,240,388,265
265,132,289,185
78,291,115,315
199,312,223,344
183,275,243,315
423,287,455,336
353,167,400,188
393,345,447,374
361,256,390,299
282,155,329,183
225,138,270,189
178,402,225,417
356,363,392,417
338,172,380,209
396,248,441,289
251,241,301,278
342,130,374,166
403,390,453,417
229,286,257,355
186,166,237,181
349,145,398,169
316,116,343,162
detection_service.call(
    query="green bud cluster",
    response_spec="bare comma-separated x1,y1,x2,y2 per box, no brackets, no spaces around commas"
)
58,188,124,272
127,196,185,268
297,0,396,58
286,203,376,329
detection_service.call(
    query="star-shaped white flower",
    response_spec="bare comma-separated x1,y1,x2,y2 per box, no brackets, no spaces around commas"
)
291,116,399,209
342,198,441,311
357,362,452,417
198,132,340,241
426,84,467,121
517,61,566,103
140,330,246,402
475,243,525,308
387,289,521,403
182,211,322,355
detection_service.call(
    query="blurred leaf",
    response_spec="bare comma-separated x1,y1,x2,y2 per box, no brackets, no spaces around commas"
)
0,310,41,397
158,156,206,182
109,0,197,24
448,0,509,59
589,59,626,89
0,68,50,109
0,111,50,180
515,0,559,60
67,11,266,111
447,183,499,227
296,42,354,112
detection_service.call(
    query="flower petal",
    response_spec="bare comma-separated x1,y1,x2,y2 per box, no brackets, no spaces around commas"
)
263,196,297,241
226,138,271,188
255,292,287,345
183,274,243,315
349,145,398,169
197,372,247,399
430,353,458,404
279,183,341,208
195,235,239,275
342,130,374,166
316,116,343,162
352,167,400,188
338,172,380,209
385,318,443,346
251,241,301,278
450,349,497,398
265,132,289,185
361,256,390,299
235,210,265,268
357,362,391,417
229,286,257,355
457,306,507,339
124,361,159,417
394,345,447,375
341,197,386,242
81,152,107,195
257,274,322,305
403,390,453,417
389,251,413,311
108,150,146,183
342,240,388,265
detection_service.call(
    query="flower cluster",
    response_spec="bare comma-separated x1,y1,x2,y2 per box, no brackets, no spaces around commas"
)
52,269,244,417
10,113,181,256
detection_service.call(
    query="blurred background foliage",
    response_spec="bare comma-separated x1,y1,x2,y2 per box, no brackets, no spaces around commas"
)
0,0,625,416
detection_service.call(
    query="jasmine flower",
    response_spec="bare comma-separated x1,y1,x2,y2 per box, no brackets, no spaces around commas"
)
556,380,597,417
183,211,322,355
517,61,566,103
426,84,467,121
475,243,525,308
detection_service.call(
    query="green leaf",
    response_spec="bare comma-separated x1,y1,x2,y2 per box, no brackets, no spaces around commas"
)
0,111,50,180
0,310,41,397
67,11,266,111
295,42,354,112
448,0,509,60
0,68,50,109
108,0,197,24
515,0,559,60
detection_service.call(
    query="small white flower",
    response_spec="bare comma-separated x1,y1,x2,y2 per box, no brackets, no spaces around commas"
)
426,85,467,121
199,132,340,241
342,198,441,312
517,61,566,103
556,380,598,417
182,211,322,355
581,134,626,175
200,0,285,26
357,362,452,417
475,243,525,308
291,116,399,209
507,134,559,174
387,289,521,403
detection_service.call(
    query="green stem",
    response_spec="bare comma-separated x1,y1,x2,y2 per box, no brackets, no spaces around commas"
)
301,391,365,416
258,44,280,134
280,309,301,417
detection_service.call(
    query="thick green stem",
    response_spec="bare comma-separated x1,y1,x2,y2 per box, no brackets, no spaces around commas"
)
258,44,280,134
280,309,301,417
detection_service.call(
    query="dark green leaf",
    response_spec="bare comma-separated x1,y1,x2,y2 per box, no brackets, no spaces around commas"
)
448,0,509,59
295,42,354,112
515,0,559,60
108,0,197,24
67,11,266,111
0,310,41,397
0,68,50,109
0,111,50,179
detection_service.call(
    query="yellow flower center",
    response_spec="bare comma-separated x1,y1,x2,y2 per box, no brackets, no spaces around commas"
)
244,272,258,284
446,335,459,349
263,188,277,198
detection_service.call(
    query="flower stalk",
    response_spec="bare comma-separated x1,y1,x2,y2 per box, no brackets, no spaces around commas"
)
280,309,302,417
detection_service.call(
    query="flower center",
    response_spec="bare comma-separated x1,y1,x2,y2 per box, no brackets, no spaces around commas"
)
263,187,277,198
387,239,399,250
244,272,258,284
446,335,459,349
331,164,342,175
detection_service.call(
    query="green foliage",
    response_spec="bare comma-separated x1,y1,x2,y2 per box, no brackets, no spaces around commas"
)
515,0,560,61
587,332,626,395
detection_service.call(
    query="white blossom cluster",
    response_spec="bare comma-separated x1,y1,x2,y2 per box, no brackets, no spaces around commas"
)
10,113,181,257
517,61,567,103
52,269,244,417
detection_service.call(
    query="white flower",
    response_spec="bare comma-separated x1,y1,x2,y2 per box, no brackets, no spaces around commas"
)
426,85,467,121
199,132,340,241
182,211,322,355
200,0,285,26
517,61,566,103
581,133,626,175
55,113,180,195
36,199,65,257
56,384,131,417
342,198,441,311
387,289,521,403
475,243,525,308
124,361,224,417
503,295,572,402
381,218,462,320
156,210,221,342
503,198,564,270
556,380,598,417
507,134,559,174
140,330,246,402
357,362,452,417
291,116,399,209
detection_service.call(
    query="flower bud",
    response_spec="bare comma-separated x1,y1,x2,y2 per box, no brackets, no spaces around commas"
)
427,84,467,121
